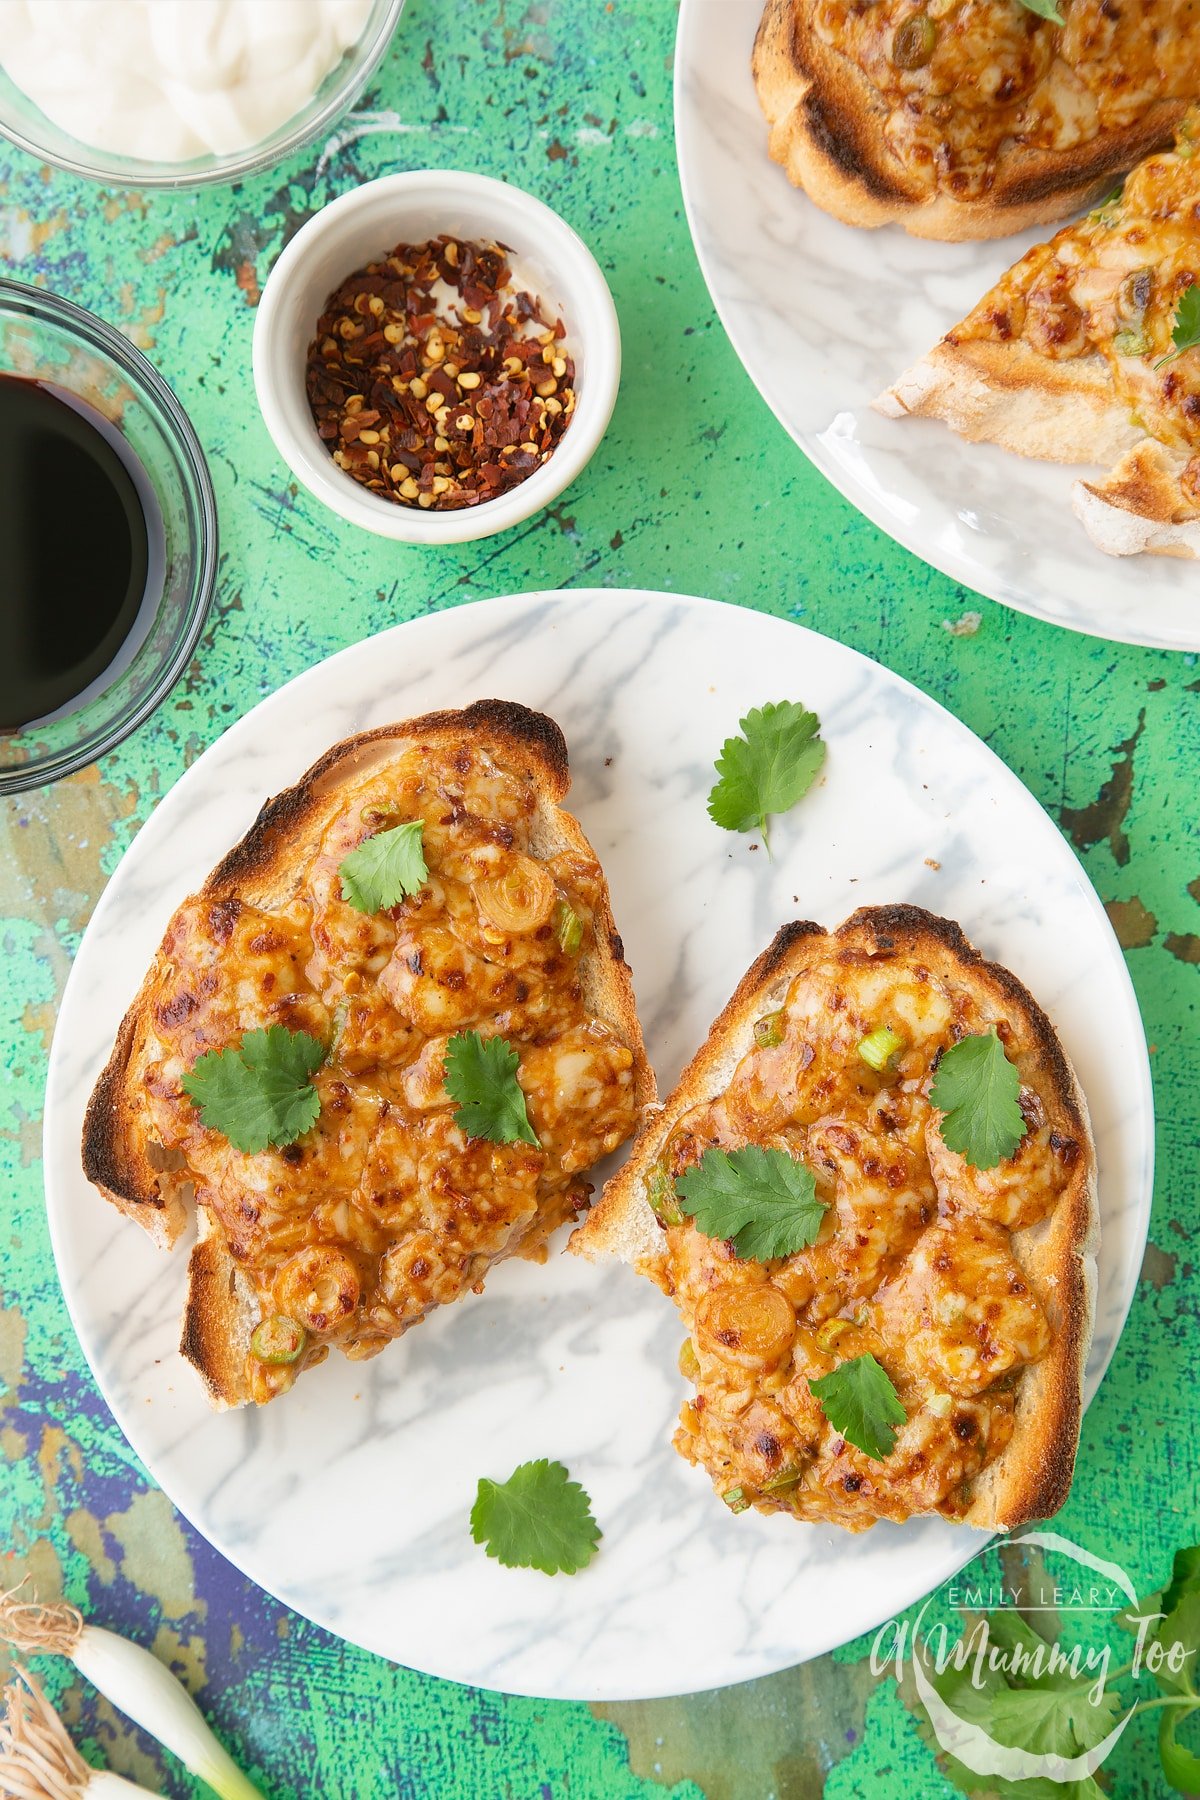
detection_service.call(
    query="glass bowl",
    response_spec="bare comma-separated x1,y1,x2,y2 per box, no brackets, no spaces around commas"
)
0,0,403,190
0,281,217,794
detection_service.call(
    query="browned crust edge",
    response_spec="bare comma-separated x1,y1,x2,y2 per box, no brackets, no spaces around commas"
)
751,0,1186,240
574,904,1098,1532
82,699,652,1407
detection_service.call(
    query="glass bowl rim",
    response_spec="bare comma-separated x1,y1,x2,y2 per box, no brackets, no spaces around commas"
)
0,0,404,190
0,277,219,795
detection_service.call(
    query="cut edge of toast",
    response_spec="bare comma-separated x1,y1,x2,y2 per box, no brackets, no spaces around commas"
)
751,0,1188,241
82,699,656,1409
572,904,1098,1533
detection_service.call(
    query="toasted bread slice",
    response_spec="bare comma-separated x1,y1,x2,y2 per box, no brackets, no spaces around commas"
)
84,700,654,1409
574,907,1097,1533
877,123,1200,556
753,0,1195,241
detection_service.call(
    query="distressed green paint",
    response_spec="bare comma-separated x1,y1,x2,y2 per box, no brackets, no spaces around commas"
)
0,1,1195,1796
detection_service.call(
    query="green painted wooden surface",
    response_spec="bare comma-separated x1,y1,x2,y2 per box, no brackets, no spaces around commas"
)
0,2,1196,1795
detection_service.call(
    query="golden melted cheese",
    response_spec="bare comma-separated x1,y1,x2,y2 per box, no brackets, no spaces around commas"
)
811,0,1199,201
143,740,640,1403
953,125,1200,501
652,952,1080,1529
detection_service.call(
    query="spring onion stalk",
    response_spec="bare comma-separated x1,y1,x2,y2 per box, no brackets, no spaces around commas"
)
0,1667,153,1796
721,1486,750,1514
0,1589,264,1800
856,1025,903,1072
752,1010,784,1050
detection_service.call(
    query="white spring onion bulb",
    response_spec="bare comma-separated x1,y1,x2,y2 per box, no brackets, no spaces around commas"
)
0,1589,264,1800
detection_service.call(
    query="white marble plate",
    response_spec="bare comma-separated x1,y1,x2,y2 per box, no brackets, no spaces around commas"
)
44,591,1152,1700
675,0,1198,652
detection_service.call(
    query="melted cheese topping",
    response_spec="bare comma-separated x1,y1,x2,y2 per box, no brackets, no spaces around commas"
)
952,125,1200,503
811,0,1199,201
143,740,639,1403
651,950,1081,1530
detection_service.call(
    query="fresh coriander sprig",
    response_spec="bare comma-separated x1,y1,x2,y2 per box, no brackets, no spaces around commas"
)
470,1459,600,1575
338,819,428,913
674,1145,826,1261
930,1031,1025,1170
181,1026,326,1153
707,700,825,853
809,1354,906,1461
444,1030,540,1147
1156,284,1200,369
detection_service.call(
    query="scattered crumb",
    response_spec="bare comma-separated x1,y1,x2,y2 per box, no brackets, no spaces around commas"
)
604,756,613,767
924,857,941,870
941,611,982,637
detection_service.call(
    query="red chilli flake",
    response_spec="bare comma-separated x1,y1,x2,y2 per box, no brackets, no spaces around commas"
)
304,236,576,512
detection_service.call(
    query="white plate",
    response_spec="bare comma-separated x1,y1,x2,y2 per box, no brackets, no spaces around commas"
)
44,590,1153,1700
674,0,1198,653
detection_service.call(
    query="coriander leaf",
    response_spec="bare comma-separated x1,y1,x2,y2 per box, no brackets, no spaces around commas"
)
470,1458,600,1575
338,820,428,913
1160,1707,1200,1795
1152,1587,1200,1701
674,1145,826,1260
930,1031,1025,1170
809,1353,905,1460
986,1681,1122,1759
1157,284,1200,369
181,1026,325,1153
707,700,825,850
444,1030,540,1146
1019,0,1065,22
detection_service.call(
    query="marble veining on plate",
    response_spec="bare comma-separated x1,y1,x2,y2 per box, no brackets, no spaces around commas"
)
674,0,1197,652
43,591,1153,1700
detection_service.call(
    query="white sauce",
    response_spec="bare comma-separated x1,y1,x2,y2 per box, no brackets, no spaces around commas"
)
0,0,374,163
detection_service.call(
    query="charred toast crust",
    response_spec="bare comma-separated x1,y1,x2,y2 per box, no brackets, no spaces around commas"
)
83,701,652,1407
574,905,1097,1531
752,0,1188,238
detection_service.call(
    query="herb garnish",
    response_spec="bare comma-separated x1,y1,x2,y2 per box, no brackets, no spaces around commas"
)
338,819,428,913
470,1459,601,1575
675,1145,826,1261
707,701,825,851
1018,0,1065,22
181,1026,325,1153
1156,284,1200,369
930,1031,1025,1170
444,1030,540,1147
809,1354,906,1460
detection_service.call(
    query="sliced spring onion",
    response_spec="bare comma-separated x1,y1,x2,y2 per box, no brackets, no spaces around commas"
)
815,1317,852,1353
555,900,583,955
752,1009,784,1049
646,1163,685,1227
926,1392,953,1417
761,1463,803,1495
857,1025,904,1072
677,1338,700,1382
721,1486,751,1514
1113,328,1149,357
249,1315,307,1366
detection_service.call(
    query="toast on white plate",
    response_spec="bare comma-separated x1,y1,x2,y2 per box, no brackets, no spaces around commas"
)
83,701,654,1408
573,907,1097,1533
877,119,1200,557
752,0,1196,242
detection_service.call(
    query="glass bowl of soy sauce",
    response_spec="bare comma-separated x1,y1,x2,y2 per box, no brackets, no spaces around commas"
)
0,280,217,793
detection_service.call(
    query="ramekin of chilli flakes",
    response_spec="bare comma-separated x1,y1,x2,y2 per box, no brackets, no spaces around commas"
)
304,236,577,512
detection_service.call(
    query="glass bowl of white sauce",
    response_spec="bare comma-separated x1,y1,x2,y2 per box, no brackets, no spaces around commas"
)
0,0,404,189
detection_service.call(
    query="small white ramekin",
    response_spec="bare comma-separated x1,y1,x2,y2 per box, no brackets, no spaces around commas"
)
252,170,620,545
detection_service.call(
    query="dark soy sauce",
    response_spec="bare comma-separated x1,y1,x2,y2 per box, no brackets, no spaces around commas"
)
0,374,153,731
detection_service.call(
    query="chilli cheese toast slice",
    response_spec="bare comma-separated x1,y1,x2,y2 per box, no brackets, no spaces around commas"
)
83,701,654,1409
752,0,1199,243
878,119,1200,558
573,907,1097,1533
